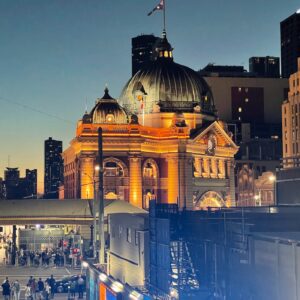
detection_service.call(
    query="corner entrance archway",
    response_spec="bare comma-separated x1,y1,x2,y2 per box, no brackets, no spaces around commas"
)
194,191,226,210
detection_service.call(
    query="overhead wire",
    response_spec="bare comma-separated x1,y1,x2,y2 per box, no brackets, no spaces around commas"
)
0,96,75,125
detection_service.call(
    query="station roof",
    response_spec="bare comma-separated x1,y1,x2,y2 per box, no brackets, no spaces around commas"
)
0,199,147,225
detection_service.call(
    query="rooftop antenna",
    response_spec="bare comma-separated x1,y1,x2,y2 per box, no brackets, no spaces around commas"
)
8,155,10,168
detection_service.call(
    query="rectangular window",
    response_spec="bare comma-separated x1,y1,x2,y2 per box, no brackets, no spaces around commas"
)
135,231,139,246
111,226,115,238
118,225,123,238
285,144,288,153
127,228,132,243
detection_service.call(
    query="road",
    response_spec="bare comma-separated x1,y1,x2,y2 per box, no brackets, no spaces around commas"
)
0,265,86,299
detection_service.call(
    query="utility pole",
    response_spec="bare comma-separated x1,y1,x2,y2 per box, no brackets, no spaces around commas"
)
98,127,105,265
11,225,16,265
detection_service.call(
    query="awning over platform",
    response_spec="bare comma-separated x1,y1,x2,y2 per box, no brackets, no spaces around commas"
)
0,199,147,225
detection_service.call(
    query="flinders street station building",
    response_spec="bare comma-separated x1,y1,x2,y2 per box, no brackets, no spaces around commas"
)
62,33,238,210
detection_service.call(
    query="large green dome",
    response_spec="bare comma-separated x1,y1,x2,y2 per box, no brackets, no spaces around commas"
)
119,35,215,115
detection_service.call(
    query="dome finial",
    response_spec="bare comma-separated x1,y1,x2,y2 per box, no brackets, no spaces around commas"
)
104,83,109,95
85,97,88,114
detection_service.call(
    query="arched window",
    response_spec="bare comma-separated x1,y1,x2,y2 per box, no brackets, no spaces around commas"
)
142,159,159,179
103,158,128,177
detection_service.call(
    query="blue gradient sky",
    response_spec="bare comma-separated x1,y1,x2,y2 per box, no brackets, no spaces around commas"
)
0,0,298,193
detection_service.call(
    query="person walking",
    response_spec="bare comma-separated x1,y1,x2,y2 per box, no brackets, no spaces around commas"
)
37,278,44,300
1,279,10,300
31,279,37,300
12,280,20,300
43,282,51,300
46,275,55,299
70,280,76,299
77,276,84,299
24,284,32,300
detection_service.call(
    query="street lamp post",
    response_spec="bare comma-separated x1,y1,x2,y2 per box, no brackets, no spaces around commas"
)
83,172,97,259
98,127,105,265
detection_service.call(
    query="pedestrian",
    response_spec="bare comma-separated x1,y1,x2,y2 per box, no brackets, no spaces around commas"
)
77,276,84,299
43,282,51,300
70,280,76,299
12,280,21,300
24,284,32,300
46,275,55,299
28,276,34,286
1,279,10,300
37,278,44,300
31,279,37,300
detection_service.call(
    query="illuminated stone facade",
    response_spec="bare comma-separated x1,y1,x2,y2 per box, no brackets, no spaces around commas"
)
62,34,239,210
282,58,300,167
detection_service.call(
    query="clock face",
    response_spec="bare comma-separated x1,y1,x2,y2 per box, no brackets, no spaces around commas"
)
207,134,217,155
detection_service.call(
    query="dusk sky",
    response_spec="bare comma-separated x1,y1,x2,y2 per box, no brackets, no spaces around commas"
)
0,0,299,193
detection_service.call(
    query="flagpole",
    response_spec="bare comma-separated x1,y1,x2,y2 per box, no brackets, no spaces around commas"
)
163,0,166,32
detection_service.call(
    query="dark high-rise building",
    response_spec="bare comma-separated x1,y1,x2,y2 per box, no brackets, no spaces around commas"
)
4,167,20,199
249,56,280,78
281,11,300,78
25,169,37,198
4,168,38,199
132,34,161,76
0,178,5,199
44,137,63,199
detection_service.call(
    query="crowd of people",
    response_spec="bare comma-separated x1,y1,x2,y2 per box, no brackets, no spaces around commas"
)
1,275,55,300
17,249,66,268
2,274,86,300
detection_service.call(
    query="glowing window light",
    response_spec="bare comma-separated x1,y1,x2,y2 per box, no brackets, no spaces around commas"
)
99,273,108,282
164,50,169,58
106,114,114,123
129,290,142,300
111,281,124,293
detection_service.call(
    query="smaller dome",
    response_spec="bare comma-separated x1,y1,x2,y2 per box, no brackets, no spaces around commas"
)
90,88,128,124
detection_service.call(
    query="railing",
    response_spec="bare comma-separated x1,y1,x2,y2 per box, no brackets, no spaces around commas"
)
281,156,300,168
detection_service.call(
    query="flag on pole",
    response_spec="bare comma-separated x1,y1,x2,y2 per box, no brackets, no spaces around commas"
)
147,0,164,16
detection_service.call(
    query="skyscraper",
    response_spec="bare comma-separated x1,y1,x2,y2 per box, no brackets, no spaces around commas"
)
4,167,20,199
281,11,300,78
44,137,63,199
25,169,37,198
131,34,161,76
249,56,280,78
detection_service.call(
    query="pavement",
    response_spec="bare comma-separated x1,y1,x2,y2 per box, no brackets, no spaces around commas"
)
0,265,86,300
